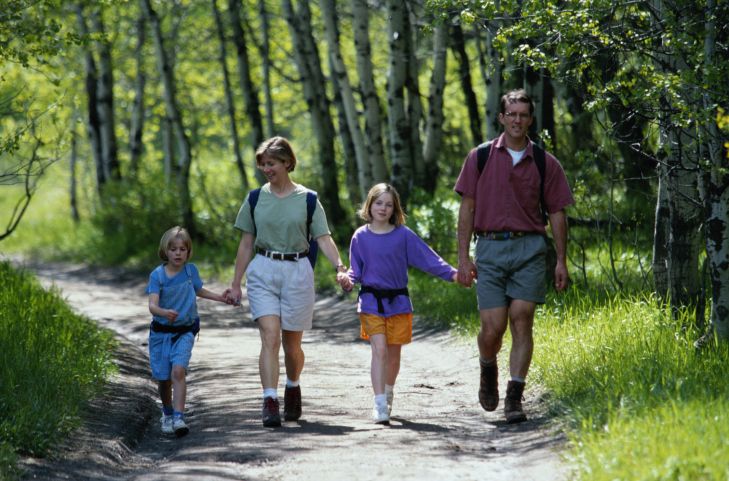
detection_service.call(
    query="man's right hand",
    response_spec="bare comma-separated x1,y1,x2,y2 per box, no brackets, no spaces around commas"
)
457,260,477,287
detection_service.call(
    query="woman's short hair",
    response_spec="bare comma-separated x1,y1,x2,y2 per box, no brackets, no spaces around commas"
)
158,226,193,261
255,136,297,172
358,183,406,226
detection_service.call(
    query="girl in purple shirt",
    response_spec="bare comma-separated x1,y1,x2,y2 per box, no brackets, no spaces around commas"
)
347,183,457,424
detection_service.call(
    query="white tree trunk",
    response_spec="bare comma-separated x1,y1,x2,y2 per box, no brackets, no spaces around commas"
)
228,0,266,186
651,0,702,319
405,3,424,187
321,0,370,200
352,0,387,182
386,0,412,200
129,14,146,177
141,0,196,234
74,5,104,192
652,155,670,301
90,7,119,182
702,0,729,340
212,0,248,189
281,0,346,224
257,0,275,138
422,23,447,188
481,11,502,139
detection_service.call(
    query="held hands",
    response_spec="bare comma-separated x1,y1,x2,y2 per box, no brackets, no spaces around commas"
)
456,260,477,288
223,286,243,306
336,270,353,292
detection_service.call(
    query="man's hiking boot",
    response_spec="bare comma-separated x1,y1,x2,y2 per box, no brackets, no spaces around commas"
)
283,385,302,421
478,362,499,411
262,396,282,427
504,380,527,424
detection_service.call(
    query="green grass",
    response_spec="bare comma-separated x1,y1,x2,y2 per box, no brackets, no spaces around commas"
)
531,291,729,480
0,261,116,479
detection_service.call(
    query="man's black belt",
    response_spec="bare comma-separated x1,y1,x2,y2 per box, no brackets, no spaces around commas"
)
359,285,410,314
474,231,534,240
256,247,309,261
150,318,200,344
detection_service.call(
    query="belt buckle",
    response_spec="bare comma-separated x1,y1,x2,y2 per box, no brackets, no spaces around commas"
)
272,252,283,260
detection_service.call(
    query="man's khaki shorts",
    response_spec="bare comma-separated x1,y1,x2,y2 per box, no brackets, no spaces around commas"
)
475,234,547,309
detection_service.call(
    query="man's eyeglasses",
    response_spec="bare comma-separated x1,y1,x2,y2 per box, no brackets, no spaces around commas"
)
504,112,531,120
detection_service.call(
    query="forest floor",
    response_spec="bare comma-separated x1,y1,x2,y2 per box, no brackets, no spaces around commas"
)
16,259,569,481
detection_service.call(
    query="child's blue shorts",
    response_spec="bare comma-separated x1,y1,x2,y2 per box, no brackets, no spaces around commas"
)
148,329,195,381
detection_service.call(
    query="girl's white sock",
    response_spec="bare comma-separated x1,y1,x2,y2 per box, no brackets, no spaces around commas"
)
374,394,388,407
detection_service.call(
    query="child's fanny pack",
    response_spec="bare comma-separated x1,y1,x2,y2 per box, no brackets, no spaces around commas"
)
150,318,200,344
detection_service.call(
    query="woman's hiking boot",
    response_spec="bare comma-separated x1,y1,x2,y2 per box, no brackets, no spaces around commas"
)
283,385,302,421
262,396,282,427
504,380,527,424
478,361,499,411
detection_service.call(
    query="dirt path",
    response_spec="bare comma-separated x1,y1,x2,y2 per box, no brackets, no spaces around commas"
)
17,261,568,481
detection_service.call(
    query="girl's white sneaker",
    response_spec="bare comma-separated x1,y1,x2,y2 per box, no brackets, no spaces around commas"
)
372,404,390,424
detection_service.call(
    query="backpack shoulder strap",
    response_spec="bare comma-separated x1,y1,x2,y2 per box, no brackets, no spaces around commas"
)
184,264,193,282
531,142,548,224
248,188,261,235
305,190,317,239
476,141,493,175
154,264,166,294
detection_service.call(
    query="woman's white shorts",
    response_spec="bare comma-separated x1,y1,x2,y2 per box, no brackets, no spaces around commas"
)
245,254,315,331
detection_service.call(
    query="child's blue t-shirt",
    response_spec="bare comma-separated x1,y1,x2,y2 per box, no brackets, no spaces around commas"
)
146,263,203,326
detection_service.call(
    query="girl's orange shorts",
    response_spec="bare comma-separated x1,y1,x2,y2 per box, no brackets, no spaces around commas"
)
359,312,413,345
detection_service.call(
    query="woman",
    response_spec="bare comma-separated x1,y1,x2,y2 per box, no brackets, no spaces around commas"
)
226,136,352,427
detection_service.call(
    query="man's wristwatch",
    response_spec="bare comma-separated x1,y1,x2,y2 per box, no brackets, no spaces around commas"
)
335,263,346,273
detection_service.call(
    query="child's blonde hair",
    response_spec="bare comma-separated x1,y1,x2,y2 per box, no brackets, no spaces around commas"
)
158,226,193,262
358,183,406,226
255,136,297,172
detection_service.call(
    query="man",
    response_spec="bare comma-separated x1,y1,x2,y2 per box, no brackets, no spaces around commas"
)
454,89,573,423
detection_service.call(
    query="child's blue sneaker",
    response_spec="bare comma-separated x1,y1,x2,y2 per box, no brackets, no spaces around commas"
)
173,416,189,437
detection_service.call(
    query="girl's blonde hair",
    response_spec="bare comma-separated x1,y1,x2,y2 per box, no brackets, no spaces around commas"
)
158,226,193,262
358,183,406,226
255,136,297,172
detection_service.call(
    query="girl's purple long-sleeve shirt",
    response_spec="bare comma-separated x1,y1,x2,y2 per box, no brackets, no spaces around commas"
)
348,225,457,316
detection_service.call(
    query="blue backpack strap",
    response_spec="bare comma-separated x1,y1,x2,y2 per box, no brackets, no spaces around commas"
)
248,188,261,236
154,264,166,294
184,263,192,280
305,191,318,268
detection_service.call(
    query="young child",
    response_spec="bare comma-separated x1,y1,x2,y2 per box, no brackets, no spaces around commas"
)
146,226,228,437
347,183,458,424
